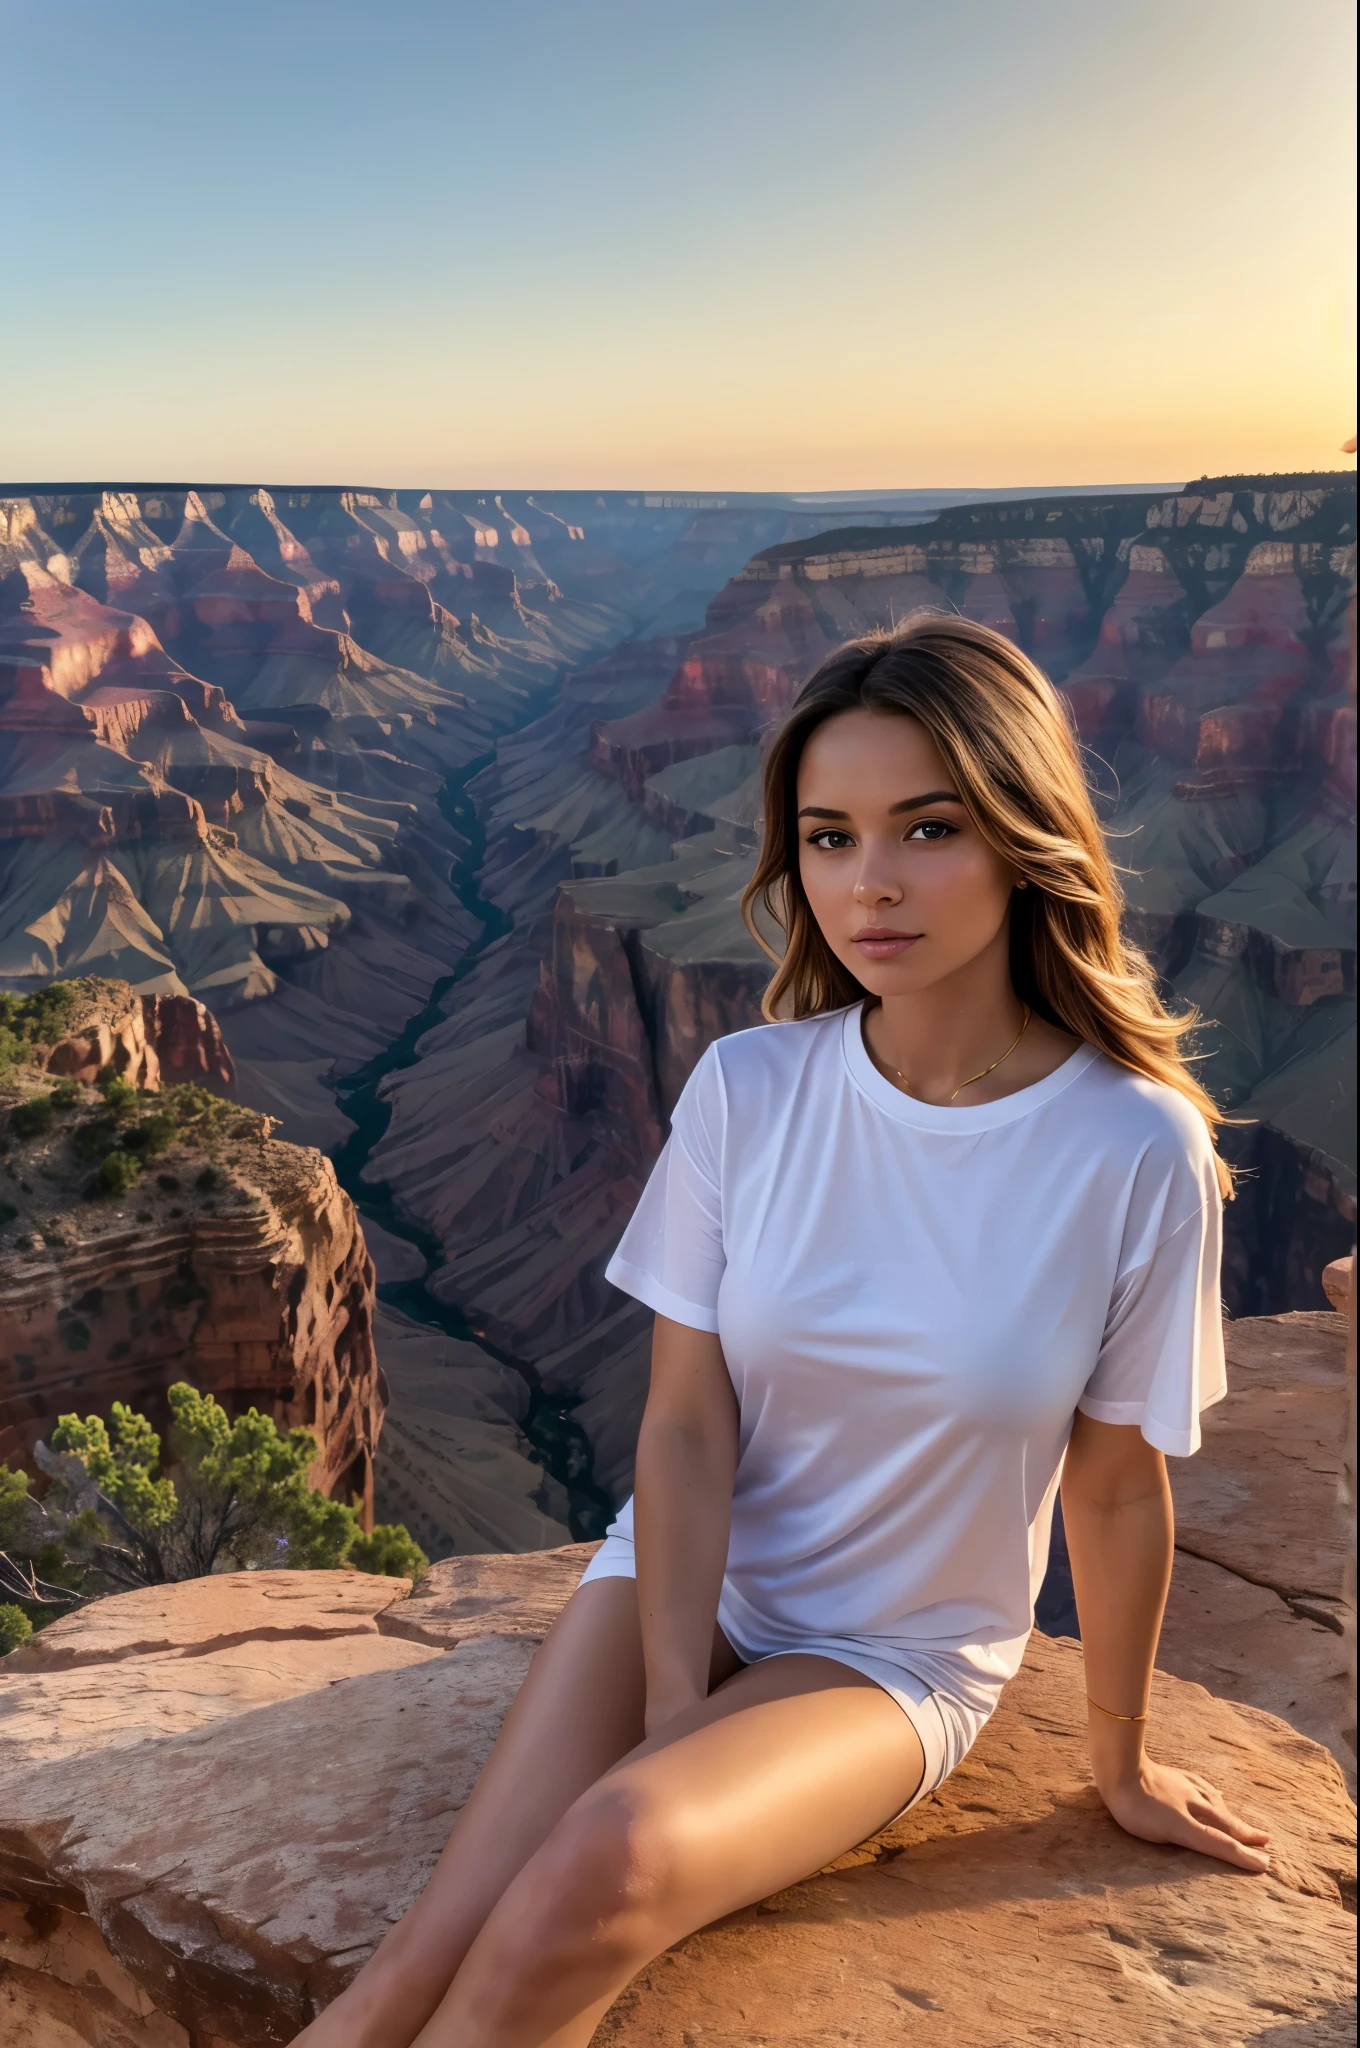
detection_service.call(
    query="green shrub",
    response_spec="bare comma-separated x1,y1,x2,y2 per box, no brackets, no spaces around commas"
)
56,1387,352,1578
124,1113,177,1157
0,985,83,1081
44,1387,426,1591
16,984,78,1043
0,1463,31,1547
1,1459,91,1627
49,1078,82,1110
72,1113,117,1161
160,1086,259,1149
97,1151,142,1196
99,1076,139,1118
53,1405,178,1532
196,1165,222,1192
0,983,79,1046
348,1523,430,1582
0,1605,33,1655
11,1095,54,1140
279,1484,362,1569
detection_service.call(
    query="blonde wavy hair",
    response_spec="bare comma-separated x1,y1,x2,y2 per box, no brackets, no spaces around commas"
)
740,613,1234,1199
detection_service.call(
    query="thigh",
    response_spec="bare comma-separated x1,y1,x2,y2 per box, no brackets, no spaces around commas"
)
420,1652,929,2048
420,1575,743,1918
293,1579,744,2047
594,1651,928,1925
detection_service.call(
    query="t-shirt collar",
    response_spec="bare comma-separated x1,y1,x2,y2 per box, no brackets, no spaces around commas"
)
840,1001,1099,1133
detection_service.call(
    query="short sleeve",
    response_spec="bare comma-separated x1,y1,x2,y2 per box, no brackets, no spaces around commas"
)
1076,1120,1227,1457
604,1045,727,1333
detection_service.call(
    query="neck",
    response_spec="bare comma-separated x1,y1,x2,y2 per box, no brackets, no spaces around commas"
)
864,941,1028,1105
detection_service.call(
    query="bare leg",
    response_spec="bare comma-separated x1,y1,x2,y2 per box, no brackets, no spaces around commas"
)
411,1651,927,2048
295,1578,743,2048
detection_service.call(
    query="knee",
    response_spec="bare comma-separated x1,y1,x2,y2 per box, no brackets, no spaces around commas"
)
497,1782,680,1974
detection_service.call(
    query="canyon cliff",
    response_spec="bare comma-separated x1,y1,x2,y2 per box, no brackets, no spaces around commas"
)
1,482,923,1548
0,487,902,1151
3,477,1354,1549
0,977,384,1520
367,477,1356,1523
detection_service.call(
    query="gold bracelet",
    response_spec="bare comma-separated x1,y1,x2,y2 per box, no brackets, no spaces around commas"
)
1087,1696,1148,1723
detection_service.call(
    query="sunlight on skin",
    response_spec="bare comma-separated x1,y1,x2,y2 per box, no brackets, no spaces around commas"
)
795,706,1081,1102
289,704,1272,2048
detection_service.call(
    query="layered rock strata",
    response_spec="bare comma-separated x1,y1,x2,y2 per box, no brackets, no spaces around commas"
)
0,1150,382,1514
2,487,905,1149
371,1303,572,1559
6,480,1354,1546
0,1547,1353,2047
0,983,383,1514
365,480,1354,1511
32,979,235,1094
1159,1309,1355,1784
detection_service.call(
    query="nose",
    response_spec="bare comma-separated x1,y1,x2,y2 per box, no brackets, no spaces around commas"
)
852,850,904,907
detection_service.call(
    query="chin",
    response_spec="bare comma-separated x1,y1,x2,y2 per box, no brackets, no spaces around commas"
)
838,955,931,1000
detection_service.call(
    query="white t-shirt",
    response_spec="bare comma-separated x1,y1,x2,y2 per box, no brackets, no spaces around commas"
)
599,1004,1226,1714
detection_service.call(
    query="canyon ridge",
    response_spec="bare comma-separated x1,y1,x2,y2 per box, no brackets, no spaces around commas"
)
1,476,1354,1556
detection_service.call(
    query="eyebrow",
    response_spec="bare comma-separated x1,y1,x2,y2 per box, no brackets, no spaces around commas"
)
797,789,965,820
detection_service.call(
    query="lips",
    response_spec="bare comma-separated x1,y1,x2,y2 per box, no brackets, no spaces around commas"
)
851,927,921,958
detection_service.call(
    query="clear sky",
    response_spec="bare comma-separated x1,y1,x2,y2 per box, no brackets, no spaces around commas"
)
3,0,1355,491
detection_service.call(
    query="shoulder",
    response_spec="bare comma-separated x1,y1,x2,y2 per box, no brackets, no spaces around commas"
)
1074,1050,1219,1193
702,1008,848,1087
674,1010,849,1138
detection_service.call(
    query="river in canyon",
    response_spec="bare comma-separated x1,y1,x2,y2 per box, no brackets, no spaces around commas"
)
329,739,619,1541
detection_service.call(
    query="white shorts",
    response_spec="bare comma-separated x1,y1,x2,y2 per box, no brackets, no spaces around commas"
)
578,1530,992,1819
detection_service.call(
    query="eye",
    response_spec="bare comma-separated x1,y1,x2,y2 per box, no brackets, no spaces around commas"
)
905,819,958,842
805,828,856,850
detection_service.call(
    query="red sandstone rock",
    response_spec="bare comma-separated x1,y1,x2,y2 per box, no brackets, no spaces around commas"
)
1159,1548,1353,1785
3,1565,414,1680
1,987,384,1517
1155,1312,1355,1790
0,1555,1352,2047
1190,544,1315,657
140,992,236,1092
38,981,235,1094
1323,1253,1354,1313
0,1147,384,1513
376,1541,602,1648
0,563,196,708
0,1893,230,2048
0,1569,441,2048
1170,1311,1349,1603
1080,545,1189,660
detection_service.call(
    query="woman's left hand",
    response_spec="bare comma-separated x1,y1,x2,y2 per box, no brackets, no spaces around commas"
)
1098,1757,1272,1871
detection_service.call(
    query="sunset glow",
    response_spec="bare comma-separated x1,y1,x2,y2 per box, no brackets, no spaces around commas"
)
3,0,1355,489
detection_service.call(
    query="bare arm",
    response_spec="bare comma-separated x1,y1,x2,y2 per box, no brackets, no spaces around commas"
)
632,1313,740,1737
1061,1411,1270,1871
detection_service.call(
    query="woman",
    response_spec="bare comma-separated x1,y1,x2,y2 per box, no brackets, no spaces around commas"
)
302,615,1268,2048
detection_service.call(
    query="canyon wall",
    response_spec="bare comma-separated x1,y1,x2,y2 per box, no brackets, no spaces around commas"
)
0,979,384,1520
4,478,1353,1547
368,476,1356,1517
0,485,920,1547
0,486,905,1150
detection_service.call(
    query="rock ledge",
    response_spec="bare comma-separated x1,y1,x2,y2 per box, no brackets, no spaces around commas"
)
0,1548,1355,2047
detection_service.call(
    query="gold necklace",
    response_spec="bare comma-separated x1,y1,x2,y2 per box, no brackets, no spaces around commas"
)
881,1004,1033,1103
